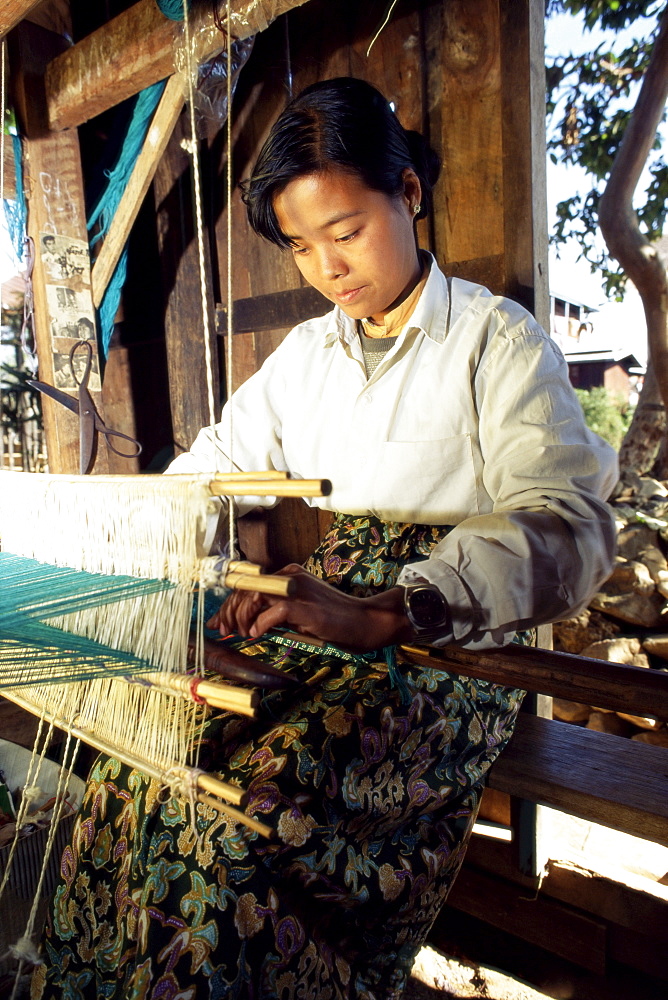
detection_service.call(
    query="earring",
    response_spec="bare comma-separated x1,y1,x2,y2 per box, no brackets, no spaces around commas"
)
413,204,421,216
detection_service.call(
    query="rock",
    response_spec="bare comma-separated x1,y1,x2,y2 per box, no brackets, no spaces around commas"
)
643,634,668,660
639,544,668,584
552,609,620,655
581,636,651,668
636,476,668,499
615,524,659,562
553,699,591,724
590,560,666,628
631,729,668,747
586,712,635,737
617,712,663,731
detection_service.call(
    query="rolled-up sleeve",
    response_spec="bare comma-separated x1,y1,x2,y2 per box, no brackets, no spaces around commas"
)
398,326,618,649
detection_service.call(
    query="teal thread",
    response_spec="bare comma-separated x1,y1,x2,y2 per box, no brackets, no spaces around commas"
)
87,80,166,355
384,644,412,705
0,552,174,686
3,129,27,263
155,0,192,20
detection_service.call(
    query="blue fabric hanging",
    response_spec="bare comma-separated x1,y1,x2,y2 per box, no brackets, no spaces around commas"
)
155,0,192,20
87,80,167,356
3,132,27,264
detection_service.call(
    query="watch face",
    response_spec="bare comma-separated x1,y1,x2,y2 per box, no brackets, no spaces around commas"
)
408,587,448,628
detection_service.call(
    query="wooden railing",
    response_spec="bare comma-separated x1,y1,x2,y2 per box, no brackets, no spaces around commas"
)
401,643,668,848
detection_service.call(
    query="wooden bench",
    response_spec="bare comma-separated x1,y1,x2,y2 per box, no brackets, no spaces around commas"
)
402,643,668,848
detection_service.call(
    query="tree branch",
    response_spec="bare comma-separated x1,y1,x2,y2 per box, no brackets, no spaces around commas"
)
598,5,668,418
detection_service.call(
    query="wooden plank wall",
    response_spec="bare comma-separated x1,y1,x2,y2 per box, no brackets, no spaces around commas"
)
212,0,546,565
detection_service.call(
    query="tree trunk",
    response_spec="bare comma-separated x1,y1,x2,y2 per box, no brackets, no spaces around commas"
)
617,362,666,481
598,5,668,477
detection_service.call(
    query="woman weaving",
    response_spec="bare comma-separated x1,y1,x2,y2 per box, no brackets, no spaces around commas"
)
35,78,617,1000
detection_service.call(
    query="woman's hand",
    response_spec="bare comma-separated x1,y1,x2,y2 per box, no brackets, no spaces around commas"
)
210,564,415,652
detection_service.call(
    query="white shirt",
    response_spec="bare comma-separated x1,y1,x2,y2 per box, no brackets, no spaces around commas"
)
169,259,618,648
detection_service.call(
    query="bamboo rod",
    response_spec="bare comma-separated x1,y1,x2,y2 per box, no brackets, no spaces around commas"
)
2,689,247,808
227,560,262,575
195,792,273,838
224,571,294,597
140,671,259,716
212,471,290,481
210,477,332,498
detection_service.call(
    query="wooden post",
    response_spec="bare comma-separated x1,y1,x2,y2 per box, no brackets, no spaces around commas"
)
153,111,219,457
8,21,109,473
0,0,42,38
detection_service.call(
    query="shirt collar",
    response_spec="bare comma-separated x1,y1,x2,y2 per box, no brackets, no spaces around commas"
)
323,253,451,347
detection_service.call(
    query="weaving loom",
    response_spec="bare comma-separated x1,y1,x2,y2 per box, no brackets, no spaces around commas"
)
0,468,330,831
0,1,296,984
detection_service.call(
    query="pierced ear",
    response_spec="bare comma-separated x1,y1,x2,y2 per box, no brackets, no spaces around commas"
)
401,167,422,214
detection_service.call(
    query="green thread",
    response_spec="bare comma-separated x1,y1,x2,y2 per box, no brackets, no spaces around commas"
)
0,552,174,687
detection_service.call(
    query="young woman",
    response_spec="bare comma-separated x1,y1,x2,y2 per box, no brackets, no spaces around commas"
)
35,78,617,1000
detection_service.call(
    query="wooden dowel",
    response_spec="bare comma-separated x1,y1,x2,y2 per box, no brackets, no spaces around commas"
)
224,571,294,597
91,73,185,308
196,771,248,808
211,471,290,481
400,643,668,720
196,792,274,838
1,689,247,807
227,560,262,575
209,478,332,498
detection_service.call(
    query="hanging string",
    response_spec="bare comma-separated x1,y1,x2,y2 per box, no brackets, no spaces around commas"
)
366,0,401,57
225,0,237,560
87,81,167,356
9,731,80,1000
182,0,219,446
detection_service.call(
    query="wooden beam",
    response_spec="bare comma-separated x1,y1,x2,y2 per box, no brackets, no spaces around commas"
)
446,865,608,974
91,73,185,309
9,21,109,474
216,287,331,335
1,135,16,200
46,0,312,132
153,109,219,457
400,642,668,720
0,0,42,38
488,713,668,847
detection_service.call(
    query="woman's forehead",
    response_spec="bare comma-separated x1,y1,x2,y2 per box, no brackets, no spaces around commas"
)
273,170,384,237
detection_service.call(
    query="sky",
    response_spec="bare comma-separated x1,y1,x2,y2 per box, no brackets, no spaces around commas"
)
544,7,664,364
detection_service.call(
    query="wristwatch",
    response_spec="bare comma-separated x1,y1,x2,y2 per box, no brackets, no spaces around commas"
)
403,583,452,644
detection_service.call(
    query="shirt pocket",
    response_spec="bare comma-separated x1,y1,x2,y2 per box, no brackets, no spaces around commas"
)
371,433,480,523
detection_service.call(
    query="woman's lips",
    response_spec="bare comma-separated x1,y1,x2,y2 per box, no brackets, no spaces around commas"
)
335,286,365,305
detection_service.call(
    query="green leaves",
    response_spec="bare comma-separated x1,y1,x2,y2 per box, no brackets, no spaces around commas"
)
546,1,666,298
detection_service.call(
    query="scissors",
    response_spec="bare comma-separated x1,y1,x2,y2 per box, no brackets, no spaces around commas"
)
28,340,142,474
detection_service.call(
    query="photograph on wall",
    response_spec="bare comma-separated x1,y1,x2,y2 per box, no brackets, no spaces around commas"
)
39,232,91,288
52,349,101,393
46,284,97,341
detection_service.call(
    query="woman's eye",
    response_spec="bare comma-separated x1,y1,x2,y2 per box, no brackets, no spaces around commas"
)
336,231,358,244
292,245,309,256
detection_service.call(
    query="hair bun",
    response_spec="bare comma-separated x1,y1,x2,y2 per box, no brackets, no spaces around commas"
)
405,130,441,188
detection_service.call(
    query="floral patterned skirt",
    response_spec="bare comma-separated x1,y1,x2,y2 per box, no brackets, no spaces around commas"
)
33,515,527,1000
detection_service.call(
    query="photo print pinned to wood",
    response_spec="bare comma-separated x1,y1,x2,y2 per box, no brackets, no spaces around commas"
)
52,348,101,392
46,284,97,342
39,233,91,288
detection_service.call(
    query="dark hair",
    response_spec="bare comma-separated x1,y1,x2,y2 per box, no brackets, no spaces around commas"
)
241,77,440,248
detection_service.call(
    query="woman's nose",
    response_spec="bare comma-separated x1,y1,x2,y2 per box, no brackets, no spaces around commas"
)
319,248,348,280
